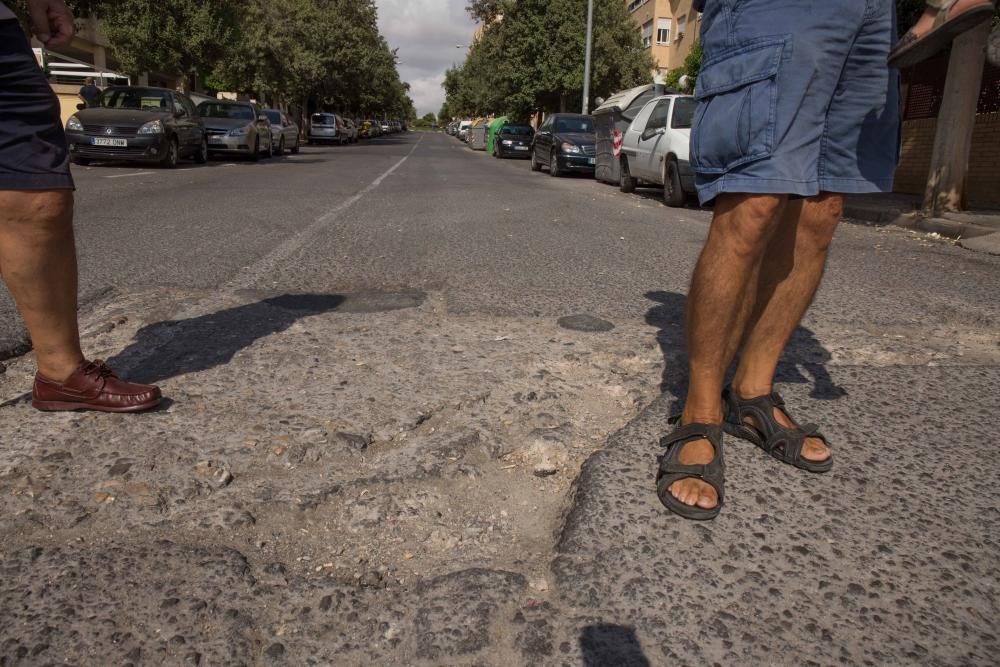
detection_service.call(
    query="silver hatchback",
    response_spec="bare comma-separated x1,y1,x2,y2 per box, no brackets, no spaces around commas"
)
198,100,273,160
263,109,300,155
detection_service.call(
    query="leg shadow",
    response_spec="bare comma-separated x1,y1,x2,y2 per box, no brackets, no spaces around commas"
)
580,624,651,667
108,291,424,385
644,290,846,415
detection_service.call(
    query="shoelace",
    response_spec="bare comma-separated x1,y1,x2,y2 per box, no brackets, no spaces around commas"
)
81,360,117,380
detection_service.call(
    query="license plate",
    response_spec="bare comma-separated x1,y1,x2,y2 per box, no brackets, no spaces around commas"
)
92,137,127,147
587,157,595,165
515,146,528,150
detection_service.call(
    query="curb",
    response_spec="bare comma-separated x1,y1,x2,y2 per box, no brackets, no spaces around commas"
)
843,205,1000,240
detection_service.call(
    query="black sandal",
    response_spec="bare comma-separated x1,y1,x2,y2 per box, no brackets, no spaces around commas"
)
888,0,996,69
656,423,725,521
722,387,833,473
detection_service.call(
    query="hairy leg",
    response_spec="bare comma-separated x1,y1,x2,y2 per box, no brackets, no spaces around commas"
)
671,193,787,509
731,193,843,462
0,190,83,381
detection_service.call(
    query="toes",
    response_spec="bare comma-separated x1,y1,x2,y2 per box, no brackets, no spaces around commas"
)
803,438,831,462
670,479,717,508
696,486,718,509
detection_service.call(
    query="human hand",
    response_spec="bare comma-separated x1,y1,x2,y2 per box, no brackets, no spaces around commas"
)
27,0,75,47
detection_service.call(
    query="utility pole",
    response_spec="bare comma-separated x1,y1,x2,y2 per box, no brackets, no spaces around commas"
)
582,0,594,114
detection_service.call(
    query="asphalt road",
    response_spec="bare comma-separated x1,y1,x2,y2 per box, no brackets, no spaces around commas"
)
1,132,998,665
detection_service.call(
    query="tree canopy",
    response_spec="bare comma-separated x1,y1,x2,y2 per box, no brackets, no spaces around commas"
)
445,0,655,121
10,0,414,118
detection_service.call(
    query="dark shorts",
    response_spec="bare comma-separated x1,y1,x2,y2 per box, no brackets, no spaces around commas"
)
691,0,900,205
0,19,74,190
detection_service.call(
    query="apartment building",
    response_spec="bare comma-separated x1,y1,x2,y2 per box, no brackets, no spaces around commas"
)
626,0,700,74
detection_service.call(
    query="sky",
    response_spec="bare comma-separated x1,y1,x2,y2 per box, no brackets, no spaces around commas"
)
376,0,477,117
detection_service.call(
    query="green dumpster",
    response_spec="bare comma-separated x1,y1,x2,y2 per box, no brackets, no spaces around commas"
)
486,116,510,155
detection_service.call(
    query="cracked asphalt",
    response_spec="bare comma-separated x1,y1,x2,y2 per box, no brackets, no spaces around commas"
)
0,132,998,666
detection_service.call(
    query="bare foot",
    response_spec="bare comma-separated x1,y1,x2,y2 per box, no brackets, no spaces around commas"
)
668,436,719,509
910,0,993,38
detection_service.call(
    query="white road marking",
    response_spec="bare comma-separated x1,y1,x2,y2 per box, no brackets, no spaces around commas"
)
223,135,424,290
104,171,155,179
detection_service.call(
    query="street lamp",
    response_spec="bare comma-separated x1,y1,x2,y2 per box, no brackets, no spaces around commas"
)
582,0,594,114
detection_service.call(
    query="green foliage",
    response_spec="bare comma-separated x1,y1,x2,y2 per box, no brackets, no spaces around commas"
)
446,0,655,119
664,39,702,91
12,0,414,117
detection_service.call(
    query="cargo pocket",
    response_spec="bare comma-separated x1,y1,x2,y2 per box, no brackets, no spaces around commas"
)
690,37,787,175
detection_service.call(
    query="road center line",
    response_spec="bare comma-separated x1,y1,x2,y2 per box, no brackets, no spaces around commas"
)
104,171,156,179
222,135,424,291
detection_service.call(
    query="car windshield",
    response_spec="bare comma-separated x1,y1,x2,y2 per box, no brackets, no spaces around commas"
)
555,117,594,134
500,126,533,137
198,103,255,120
264,110,282,124
671,97,697,129
101,88,171,112
312,114,335,125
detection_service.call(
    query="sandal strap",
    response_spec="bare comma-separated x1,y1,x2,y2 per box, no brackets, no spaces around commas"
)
763,424,828,465
657,422,725,500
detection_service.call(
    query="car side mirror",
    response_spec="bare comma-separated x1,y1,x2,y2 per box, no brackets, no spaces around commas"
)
642,127,665,141
76,103,86,111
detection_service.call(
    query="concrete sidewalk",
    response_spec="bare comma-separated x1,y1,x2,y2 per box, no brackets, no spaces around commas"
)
844,193,1000,254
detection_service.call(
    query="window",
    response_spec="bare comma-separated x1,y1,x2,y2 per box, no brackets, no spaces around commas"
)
656,18,671,45
646,100,671,132
671,97,697,129
177,95,198,118
199,102,255,120
641,20,653,49
627,0,649,13
676,15,687,40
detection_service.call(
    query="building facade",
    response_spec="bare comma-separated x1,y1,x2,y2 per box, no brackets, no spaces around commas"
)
626,0,700,74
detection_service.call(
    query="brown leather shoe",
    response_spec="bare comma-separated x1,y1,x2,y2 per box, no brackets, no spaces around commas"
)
32,360,161,413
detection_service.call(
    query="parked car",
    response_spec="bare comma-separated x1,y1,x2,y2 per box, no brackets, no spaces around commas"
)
529,113,596,177
64,86,207,168
263,108,300,155
380,120,391,134
618,94,696,206
493,124,534,159
309,113,345,144
198,100,273,160
341,118,358,143
457,120,472,140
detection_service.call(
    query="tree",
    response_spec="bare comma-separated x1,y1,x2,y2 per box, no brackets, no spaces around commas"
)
446,0,654,120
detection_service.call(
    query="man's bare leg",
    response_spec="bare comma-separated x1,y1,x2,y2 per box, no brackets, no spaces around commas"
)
730,193,843,463
669,193,787,509
0,190,84,382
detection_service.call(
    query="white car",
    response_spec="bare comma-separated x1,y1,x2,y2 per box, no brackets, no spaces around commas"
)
618,94,697,207
457,120,472,141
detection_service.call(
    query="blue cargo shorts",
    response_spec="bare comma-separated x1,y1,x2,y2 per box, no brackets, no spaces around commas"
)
0,19,74,190
690,0,900,205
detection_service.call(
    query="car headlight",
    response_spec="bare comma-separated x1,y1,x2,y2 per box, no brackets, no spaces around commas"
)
229,124,253,136
137,120,163,135
502,139,512,145
66,115,83,132
561,142,581,154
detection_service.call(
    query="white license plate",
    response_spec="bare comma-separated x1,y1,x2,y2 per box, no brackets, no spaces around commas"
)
92,137,127,147
514,146,528,151
587,157,595,165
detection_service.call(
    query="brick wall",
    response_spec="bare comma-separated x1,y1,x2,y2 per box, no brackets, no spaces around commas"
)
894,112,1000,209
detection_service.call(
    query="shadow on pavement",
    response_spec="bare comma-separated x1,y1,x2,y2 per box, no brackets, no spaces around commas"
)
110,291,424,385
580,624,651,667
644,290,846,415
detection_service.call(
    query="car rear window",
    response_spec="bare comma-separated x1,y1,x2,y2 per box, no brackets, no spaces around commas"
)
671,97,696,129
312,114,335,125
264,110,281,124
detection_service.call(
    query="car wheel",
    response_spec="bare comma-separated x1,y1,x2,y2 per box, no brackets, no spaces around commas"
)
160,137,179,169
530,147,541,172
664,157,685,207
549,150,561,177
71,156,91,166
265,136,274,158
194,137,208,164
619,158,635,193
291,139,300,154
275,136,285,156
251,137,260,162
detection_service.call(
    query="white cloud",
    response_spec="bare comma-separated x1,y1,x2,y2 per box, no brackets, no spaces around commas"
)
376,0,476,116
